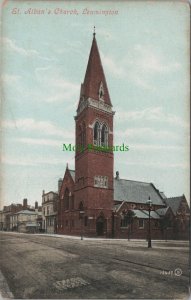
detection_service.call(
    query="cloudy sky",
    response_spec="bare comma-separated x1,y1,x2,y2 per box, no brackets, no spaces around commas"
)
1,0,190,208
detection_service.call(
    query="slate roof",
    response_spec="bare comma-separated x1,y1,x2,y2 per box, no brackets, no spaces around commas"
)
159,192,167,199
124,209,160,219
164,196,184,215
64,170,166,206
156,207,169,216
15,210,37,215
114,178,165,206
132,209,149,219
142,210,161,219
69,169,75,182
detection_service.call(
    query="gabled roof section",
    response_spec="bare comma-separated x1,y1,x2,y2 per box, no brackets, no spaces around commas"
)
80,35,111,106
114,178,165,206
164,195,188,215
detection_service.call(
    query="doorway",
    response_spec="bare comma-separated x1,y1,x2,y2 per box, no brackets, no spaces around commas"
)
96,215,105,236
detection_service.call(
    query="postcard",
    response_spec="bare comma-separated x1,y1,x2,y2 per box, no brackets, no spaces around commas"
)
0,0,190,299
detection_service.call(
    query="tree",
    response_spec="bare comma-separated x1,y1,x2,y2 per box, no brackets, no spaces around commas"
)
159,215,171,241
123,210,136,241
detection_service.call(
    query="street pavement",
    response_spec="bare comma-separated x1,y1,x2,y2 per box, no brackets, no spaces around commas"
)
0,232,190,299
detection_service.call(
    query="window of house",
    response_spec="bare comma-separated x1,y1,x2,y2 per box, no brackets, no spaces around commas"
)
139,219,144,228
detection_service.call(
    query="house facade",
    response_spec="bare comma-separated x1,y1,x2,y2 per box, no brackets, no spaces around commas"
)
10,210,39,233
42,191,58,233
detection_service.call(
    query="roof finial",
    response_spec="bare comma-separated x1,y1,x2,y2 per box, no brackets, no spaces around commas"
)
66,162,68,169
93,26,96,38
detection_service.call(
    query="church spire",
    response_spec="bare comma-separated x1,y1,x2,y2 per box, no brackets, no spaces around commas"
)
93,26,96,38
80,31,112,106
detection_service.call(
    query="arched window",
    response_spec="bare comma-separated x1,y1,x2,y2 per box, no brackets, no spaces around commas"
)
78,126,82,147
64,188,69,210
79,201,84,211
93,121,100,146
82,122,86,148
101,124,108,147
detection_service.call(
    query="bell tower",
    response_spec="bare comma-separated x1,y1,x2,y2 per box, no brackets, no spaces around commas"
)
74,30,115,237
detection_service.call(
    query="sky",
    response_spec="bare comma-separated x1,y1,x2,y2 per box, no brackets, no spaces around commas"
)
1,0,190,208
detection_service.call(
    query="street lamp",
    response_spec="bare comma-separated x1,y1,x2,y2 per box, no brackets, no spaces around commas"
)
146,196,152,248
79,210,85,240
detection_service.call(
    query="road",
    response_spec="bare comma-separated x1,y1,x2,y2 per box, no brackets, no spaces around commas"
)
0,232,189,299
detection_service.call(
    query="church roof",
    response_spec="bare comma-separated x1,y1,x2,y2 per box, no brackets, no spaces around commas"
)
163,196,185,215
114,178,165,206
62,169,167,207
159,191,167,199
132,209,161,219
68,169,75,182
80,35,111,106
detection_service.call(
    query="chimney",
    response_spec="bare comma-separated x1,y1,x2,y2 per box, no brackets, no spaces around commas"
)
115,171,119,180
23,198,28,209
58,178,62,193
35,201,38,209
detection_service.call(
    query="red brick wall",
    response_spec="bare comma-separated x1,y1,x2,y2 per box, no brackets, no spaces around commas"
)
72,105,114,236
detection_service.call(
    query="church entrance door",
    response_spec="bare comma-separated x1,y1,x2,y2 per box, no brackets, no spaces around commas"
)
96,215,105,236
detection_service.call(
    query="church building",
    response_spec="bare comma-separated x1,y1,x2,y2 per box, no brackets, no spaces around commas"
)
57,32,189,239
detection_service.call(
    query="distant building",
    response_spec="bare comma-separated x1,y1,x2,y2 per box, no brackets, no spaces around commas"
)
42,190,58,234
0,210,4,230
2,203,23,230
10,210,39,233
1,199,42,232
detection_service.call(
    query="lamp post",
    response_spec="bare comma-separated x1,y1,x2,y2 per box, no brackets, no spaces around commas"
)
146,197,152,248
79,210,85,240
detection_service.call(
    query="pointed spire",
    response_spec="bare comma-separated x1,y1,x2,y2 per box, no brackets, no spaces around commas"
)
93,26,96,38
66,162,68,169
80,32,111,106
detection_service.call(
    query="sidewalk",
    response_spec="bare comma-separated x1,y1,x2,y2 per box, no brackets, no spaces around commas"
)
0,231,189,244
34,233,190,243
